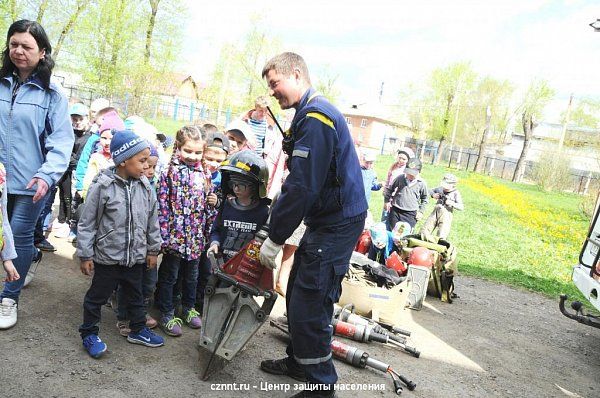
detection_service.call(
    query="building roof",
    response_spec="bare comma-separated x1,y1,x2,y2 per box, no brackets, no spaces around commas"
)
342,104,411,129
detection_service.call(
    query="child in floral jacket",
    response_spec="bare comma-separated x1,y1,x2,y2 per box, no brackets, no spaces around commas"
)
155,126,217,337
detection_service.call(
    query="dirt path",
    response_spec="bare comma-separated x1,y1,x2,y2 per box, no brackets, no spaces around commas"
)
1,237,599,398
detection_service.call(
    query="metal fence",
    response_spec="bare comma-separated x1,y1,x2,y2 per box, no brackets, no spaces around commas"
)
61,82,289,129
400,137,600,195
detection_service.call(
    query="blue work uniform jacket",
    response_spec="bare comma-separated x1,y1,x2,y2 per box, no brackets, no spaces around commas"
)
0,75,73,194
269,88,367,245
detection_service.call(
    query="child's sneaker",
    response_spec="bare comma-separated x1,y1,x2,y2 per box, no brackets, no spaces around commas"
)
82,334,107,358
159,315,183,337
23,249,43,288
145,314,158,329
67,230,77,243
127,327,164,347
116,320,131,337
183,308,202,329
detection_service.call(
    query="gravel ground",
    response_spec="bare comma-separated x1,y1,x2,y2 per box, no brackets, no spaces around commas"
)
1,236,599,398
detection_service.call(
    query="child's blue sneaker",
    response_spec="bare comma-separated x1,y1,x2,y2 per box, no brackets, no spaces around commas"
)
82,334,107,358
127,327,164,347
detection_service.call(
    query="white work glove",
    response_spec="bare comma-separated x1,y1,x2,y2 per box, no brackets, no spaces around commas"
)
260,237,283,270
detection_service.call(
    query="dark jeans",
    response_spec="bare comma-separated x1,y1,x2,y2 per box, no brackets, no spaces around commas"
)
79,262,145,338
195,251,211,309
116,265,158,321
70,191,84,230
33,186,56,245
2,194,47,302
156,253,199,317
285,216,365,387
57,169,72,223
387,207,417,231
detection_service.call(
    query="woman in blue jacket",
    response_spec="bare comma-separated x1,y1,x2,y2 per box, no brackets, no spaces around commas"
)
0,20,73,329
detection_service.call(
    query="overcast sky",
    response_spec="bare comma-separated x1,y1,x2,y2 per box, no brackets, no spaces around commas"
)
181,0,599,121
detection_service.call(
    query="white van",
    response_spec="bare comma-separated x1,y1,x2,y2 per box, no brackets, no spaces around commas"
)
560,195,600,328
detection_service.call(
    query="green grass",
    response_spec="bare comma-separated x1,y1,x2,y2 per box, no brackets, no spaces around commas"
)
146,117,187,136
369,155,595,308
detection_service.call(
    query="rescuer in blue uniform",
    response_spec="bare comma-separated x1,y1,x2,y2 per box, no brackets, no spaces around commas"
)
259,52,367,398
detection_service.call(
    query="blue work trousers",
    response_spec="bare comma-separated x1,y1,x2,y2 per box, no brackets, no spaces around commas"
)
285,216,365,389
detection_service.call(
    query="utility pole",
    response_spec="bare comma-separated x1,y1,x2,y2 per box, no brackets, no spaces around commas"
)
558,94,573,152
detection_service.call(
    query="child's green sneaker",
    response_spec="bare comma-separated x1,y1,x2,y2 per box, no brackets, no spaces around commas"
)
159,315,182,337
183,308,202,329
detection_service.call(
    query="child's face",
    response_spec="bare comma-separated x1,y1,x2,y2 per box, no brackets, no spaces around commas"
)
405,172,417,182
71,114,89,131
144,155,159,180
178,139,204,166
203,147,227,173
99,129,113,152
226,131,246,152
363,160,374,169
397,153,409,166
120,148,150,179
228,179,254,201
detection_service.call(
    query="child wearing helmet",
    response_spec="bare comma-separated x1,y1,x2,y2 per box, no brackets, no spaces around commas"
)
207,150,270,262
421,173,464,239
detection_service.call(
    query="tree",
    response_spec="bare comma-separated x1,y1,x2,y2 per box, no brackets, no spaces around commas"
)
467,76,514,171
565,97,600,129
512,79,554,182
53,0,92,59
427,62,476,164
314,65,340,104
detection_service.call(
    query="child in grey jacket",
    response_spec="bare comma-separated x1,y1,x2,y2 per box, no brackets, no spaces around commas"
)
76,130,163,358
383,158,428,231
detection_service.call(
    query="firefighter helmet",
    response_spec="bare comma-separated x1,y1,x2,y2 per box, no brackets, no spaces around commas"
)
220,150,269,199
407,246,433,268
386,251,407,274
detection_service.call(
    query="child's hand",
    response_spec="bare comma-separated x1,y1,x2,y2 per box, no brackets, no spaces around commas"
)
3,260,20,282
147,255,158,269
207,193,218,207
207,243,219,255
384,202,392,212
80,260,94,276
416,211,423,221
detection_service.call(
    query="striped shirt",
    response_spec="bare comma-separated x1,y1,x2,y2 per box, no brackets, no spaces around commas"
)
247,118,267,156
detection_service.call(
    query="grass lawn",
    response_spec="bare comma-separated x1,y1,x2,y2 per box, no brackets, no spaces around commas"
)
146,117,187,136
370,154,593,306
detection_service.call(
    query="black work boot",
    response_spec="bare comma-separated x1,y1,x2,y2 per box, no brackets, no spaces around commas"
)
260,357,307,382
290,388,337,397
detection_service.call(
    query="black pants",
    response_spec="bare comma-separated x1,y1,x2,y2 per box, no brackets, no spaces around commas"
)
57,170,72,224
387,207,417,231
79,262,145,338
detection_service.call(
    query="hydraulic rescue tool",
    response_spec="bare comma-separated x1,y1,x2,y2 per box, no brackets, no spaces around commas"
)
269,320,417,395
199,225,277,380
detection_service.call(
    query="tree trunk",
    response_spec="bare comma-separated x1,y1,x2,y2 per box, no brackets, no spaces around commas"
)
512,112,534,182
10,0,18,21
128,0,160,114
474,105,492,173
54,0,91,60
36,0,50,23
145,0,160,64
434,92,454,164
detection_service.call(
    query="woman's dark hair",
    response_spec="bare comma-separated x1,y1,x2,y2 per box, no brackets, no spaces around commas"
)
0,19,54,89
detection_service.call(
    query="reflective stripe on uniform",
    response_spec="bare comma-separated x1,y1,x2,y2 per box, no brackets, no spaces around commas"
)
306,112,334,129
294,352,332,365
292,149,309,158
